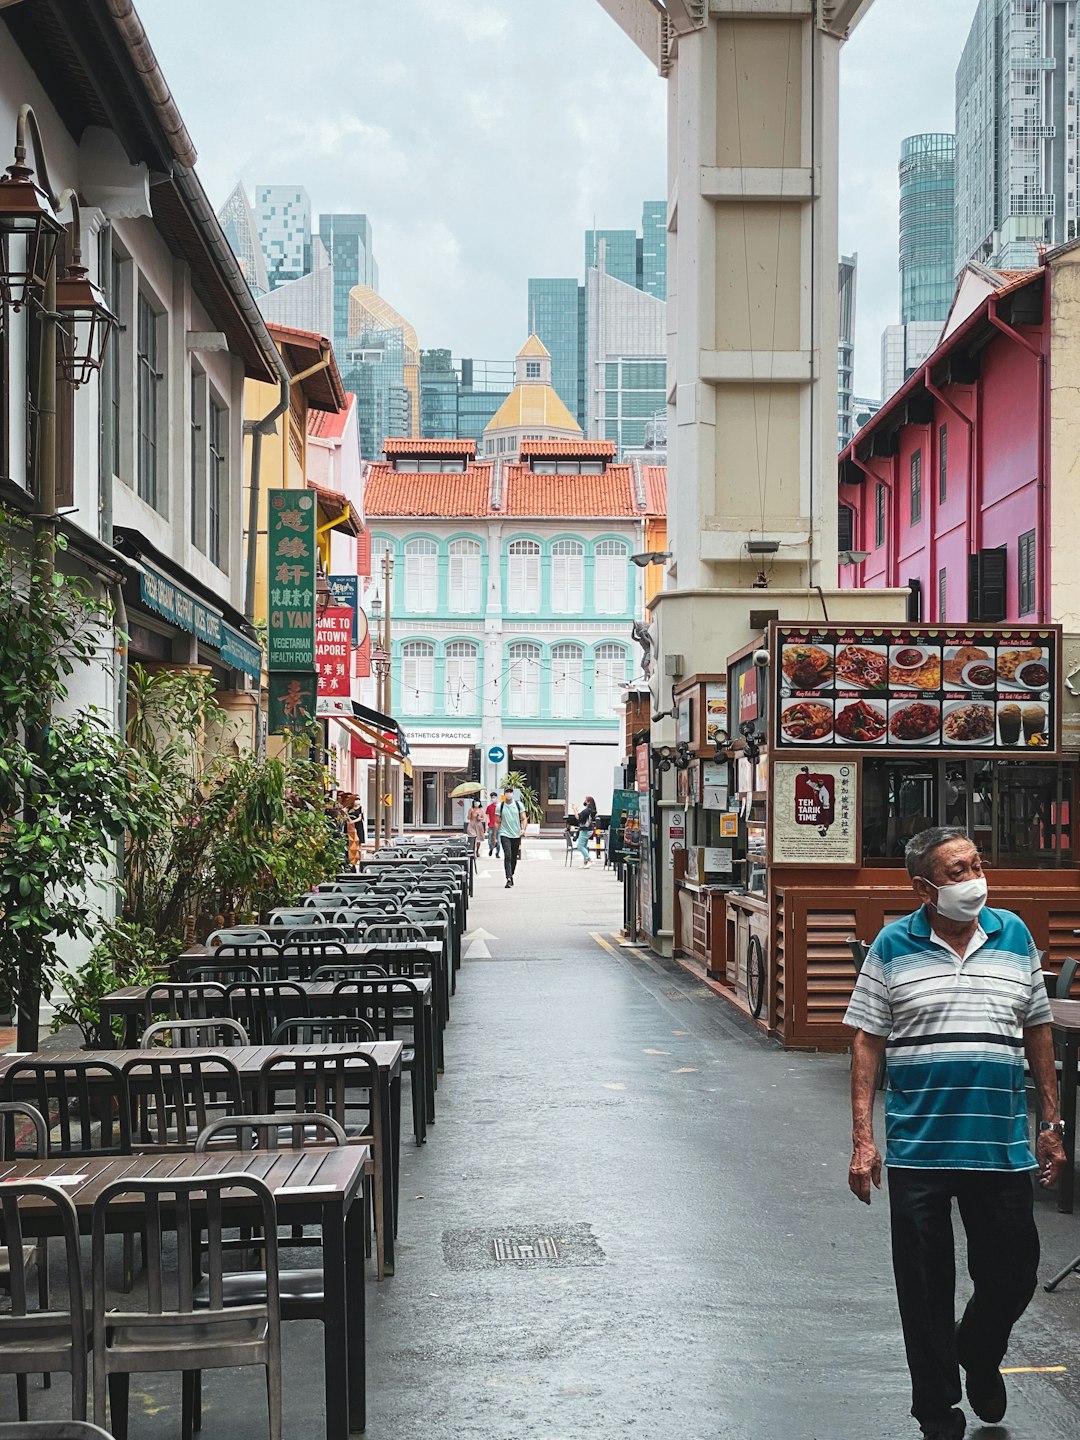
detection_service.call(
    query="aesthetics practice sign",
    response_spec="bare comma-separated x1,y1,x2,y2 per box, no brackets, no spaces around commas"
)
771,759,859,866
772,623,1061,756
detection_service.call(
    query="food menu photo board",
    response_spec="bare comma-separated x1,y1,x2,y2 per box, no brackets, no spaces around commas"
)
772,624,1060,755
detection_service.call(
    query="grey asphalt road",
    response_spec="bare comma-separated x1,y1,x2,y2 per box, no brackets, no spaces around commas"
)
7,840,1080,1439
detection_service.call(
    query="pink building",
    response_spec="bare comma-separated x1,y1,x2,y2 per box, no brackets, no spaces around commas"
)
838,261,1061,627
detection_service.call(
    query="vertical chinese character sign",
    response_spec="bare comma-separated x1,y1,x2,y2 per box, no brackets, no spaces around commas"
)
316,607,353,697
267,489,317,734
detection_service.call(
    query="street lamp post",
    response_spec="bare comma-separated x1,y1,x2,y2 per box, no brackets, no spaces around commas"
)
368,549,394,852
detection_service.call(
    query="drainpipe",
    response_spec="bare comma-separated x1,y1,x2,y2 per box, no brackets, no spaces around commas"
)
99,222,115,545
987,290,1048,621
850,452,892,587
923,365,975,621
112,580,130,914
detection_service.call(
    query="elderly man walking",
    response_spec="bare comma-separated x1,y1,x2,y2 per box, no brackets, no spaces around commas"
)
845,826,1066,1440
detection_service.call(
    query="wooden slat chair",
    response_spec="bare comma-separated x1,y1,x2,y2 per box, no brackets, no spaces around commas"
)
257,1051,387,1279
0,1061,130,1158
0,1103,50,1399
143,983,228,1030
311,963,388,982
121,1055,243,1152
182,963,262,985
91,1174,282,1440
332,979,427,1146
206,927,271,950
0,1181,87,1422
142,1018,250,1049
225,982,308,1045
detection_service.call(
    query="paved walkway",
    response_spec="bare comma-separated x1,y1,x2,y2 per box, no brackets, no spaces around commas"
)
7,840,1080,1437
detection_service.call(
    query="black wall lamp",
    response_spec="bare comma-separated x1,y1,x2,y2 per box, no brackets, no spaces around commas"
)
654,740,691,774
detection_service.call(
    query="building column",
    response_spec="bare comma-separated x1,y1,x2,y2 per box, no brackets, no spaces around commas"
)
594,0,899,954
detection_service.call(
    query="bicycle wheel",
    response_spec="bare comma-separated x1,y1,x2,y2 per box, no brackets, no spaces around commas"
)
747,933,766,1019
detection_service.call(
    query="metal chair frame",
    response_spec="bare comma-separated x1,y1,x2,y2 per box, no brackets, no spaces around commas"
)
142,1018,250,1049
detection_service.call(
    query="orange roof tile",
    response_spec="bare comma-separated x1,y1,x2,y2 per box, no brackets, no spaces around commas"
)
519,438,617,458
382,437,477,457
364,464,494,518
308,394,355,442
502,464,639,517
362,459,670,520
642,466,667,517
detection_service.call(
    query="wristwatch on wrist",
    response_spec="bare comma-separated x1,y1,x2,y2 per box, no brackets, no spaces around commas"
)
1039,1120,1066,1135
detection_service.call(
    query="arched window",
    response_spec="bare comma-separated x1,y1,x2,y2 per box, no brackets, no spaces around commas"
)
448,538,482,613
445,640,479,714
369,536,394,611
400,640,435,716
550,538,584,614
551,642,584,719
594,538,629,614
507,641,541,717
404,537,438,613
593,642,627,718
507,539,541,613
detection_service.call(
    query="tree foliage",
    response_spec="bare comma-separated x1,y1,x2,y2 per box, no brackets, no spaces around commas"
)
0,510,158,1029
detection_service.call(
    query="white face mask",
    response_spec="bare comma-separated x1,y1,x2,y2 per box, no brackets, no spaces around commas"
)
927,875,987,923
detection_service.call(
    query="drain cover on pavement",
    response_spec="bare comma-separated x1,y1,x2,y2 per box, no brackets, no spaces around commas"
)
442,1222,605,1272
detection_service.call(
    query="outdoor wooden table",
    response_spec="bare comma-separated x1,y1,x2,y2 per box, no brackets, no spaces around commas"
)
0,1145,370,1436
1051,997,1080,1213
181,937,450,1039
101,977,437,1134
0,1042,403,1277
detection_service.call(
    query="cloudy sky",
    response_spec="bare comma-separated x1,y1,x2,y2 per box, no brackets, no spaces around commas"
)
137,0,979,400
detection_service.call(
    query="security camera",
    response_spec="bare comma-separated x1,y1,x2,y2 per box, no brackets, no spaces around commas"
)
753,649,770,669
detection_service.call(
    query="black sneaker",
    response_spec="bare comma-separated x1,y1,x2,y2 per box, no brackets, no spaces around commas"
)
962,1363,1006,1423
505,880,512,889
920,1409,966,1440
957,1323,1006,1424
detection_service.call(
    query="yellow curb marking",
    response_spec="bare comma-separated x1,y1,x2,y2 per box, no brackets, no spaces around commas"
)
591,931,621,958
999,1366,1067,1374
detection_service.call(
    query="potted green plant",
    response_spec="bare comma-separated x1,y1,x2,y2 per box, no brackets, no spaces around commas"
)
50,918,175,1046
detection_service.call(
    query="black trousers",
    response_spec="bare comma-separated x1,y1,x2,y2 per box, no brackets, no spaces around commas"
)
502,836,521,880
888,1167,1039,1426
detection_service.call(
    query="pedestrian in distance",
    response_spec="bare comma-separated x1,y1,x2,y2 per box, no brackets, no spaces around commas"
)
575,795,597,866
465,798,486,858
494,786,526,888
845,826,1066,1440
485,793,501,858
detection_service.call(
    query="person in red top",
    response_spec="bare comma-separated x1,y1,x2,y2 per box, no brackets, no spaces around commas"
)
484,795,501,858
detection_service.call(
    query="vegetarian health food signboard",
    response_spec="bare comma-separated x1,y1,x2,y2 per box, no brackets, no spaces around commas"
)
267,490,316,670
772,624,1061,756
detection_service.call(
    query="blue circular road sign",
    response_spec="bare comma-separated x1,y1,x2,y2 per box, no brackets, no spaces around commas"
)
487,746,506,764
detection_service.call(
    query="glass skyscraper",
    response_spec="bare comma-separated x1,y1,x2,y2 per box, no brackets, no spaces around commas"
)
419,352,513,442
640,200,668,299
318,214,378,350
956,0,1080,273
527,278,585,429
899,134,955,324
254,185,311,287
530,202,667,438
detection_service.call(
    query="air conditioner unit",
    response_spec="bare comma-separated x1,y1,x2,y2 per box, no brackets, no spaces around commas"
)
664,654,684,677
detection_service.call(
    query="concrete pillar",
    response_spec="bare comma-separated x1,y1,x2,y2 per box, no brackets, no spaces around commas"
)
595,0,906,953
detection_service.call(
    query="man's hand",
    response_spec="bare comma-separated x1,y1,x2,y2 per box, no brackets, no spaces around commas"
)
1036,1128,1067,1189
848,1139,882,1204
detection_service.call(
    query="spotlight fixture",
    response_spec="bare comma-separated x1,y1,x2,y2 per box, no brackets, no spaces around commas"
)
629,550,673,568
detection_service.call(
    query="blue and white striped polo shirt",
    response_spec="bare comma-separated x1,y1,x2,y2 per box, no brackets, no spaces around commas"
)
844,905,1052,1171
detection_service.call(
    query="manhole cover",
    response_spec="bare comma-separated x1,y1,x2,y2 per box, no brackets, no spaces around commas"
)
442,1222,605,1272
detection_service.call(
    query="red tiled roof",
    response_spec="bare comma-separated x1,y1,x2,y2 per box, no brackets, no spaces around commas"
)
642,466,667,517
518,438,617,458
308,480,362,536
364,464,494,517
382,437,477,457
502,464,639,517
363,459,670,519
308,395,355,441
